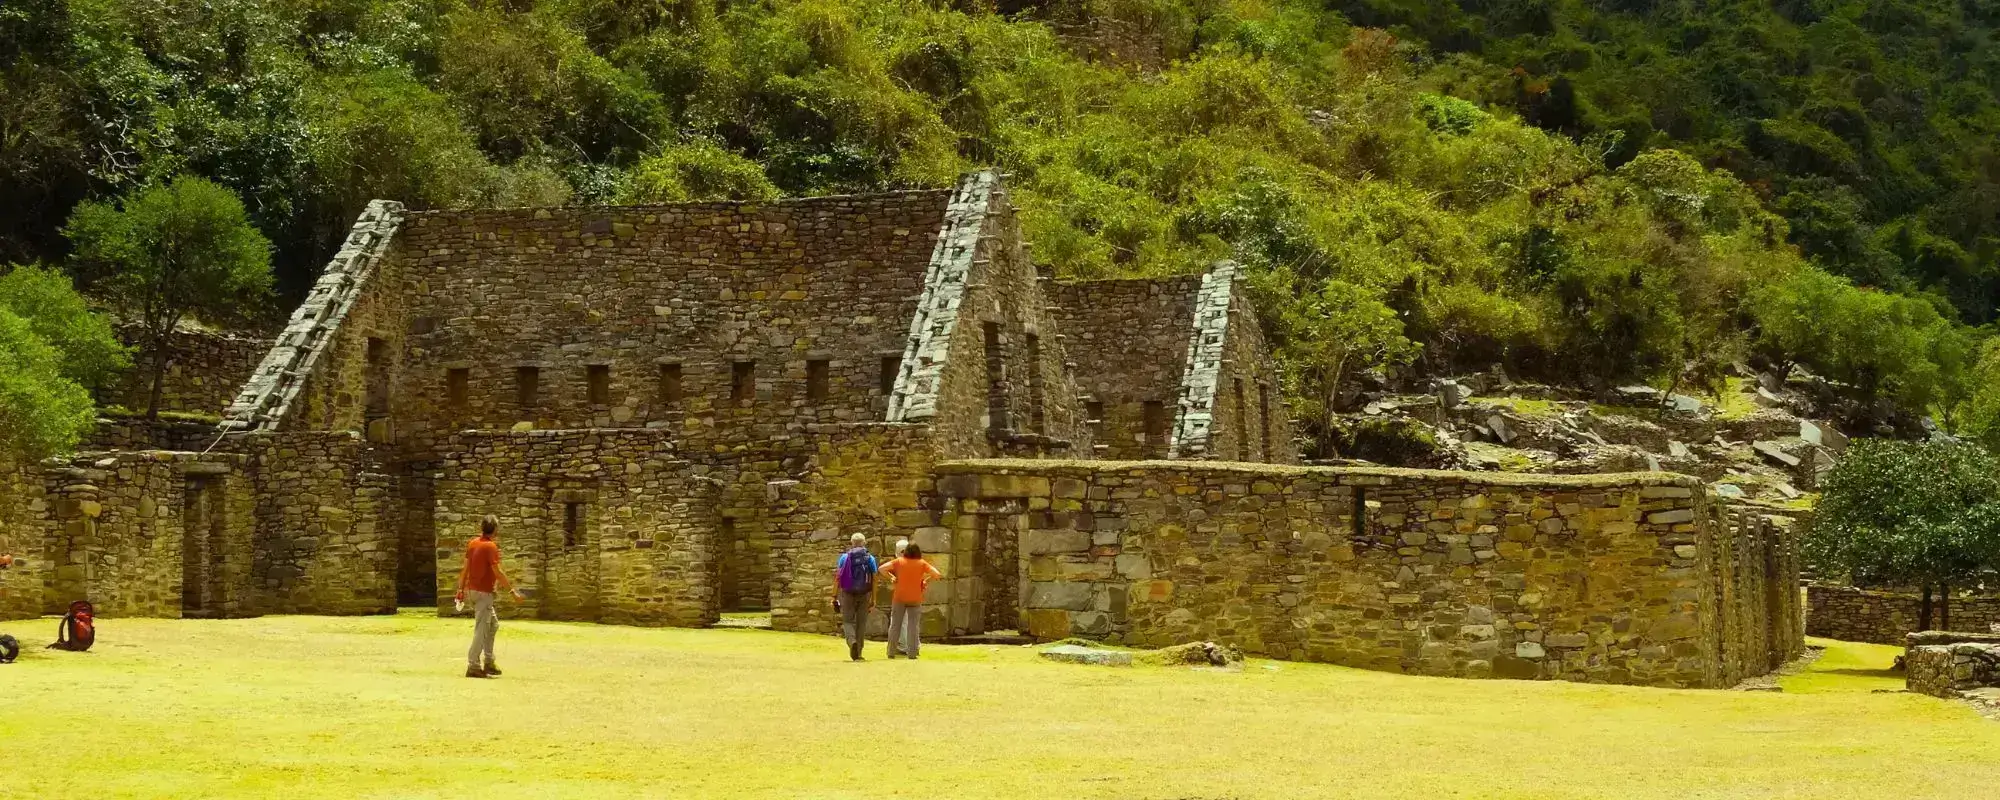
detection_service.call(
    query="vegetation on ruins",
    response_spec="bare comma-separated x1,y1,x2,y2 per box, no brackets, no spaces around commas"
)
62,177,273,420
0,264,127,461
1807,439,2000,629
2,0,1996,449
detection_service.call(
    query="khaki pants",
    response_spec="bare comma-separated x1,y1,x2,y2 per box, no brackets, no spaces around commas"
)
466,590,498,668
839,591,870,659
886,601,922,658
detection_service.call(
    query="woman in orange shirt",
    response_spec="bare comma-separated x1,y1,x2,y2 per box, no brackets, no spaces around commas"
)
880,542,943,659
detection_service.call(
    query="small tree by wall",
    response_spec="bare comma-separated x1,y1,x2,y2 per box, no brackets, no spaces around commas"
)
1806,439,2000,630
0,264,130,461
63,177,272,419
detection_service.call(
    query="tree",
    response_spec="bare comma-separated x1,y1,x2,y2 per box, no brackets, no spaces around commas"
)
0,264,119,462
0,263,130,390
63,177,272,419
1806,440,2000,630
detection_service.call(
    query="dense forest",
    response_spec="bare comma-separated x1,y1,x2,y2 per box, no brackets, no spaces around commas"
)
5,0,2000,458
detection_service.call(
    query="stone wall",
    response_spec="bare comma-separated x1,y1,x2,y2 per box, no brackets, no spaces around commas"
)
1807,585,2000,645
24,451,256,619
890,173,1090,460
1904,632,2000,699
897,460,1797,688
83,415,223,452
433,430,720,627
386,191,948,454
107,324,268,416
767,424,940,636
0,464,48,620
1053,276,1199,460
234,431,399,615
1201,273,1296,463
1713,507,1805,682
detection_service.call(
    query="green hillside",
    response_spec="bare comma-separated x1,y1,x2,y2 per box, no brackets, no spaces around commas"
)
4,0,1998,453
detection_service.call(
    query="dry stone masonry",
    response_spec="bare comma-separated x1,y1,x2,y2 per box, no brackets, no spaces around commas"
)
1904,631,2000,702
0,172,1804,690
1808,585,2000,645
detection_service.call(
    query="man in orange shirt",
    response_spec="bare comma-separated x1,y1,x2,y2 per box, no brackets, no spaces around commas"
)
879,541,943,659
455,515,523,678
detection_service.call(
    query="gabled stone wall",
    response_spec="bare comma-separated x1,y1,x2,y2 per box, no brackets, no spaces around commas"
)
893,174,1090,460
433,429,719,627
1053,275,1200,459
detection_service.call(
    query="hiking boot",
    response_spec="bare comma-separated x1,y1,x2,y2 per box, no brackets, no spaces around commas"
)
465,666,489,679
483,663,502,676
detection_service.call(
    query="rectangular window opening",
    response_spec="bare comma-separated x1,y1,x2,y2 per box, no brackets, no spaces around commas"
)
563,502,583,548
879,355,901,395
587,364,611,406
1025,334,1044,434
731,361,755,403
446,368,469,408
659,363,683,405
1233,378,1248,461
516,366,540,410
806,359,830,402
1143,400,1167,457
983,322,1007,432
1258,383,1272,460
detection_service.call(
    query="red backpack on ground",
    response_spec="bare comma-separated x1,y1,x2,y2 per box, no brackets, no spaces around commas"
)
49,601,94,652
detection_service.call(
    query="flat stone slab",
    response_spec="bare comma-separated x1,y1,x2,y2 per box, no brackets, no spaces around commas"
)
1040,644,1133,666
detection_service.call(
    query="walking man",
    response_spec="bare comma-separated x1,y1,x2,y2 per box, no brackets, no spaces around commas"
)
456,515,523,678
833,532,877,661
880,541,942,659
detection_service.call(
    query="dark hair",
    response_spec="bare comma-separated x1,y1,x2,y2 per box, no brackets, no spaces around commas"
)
481,515,499,536
904,543,922,558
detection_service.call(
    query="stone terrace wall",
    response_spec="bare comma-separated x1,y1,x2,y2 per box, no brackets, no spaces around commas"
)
386,190,951,455
434,430,720,627
768,424,941,636
1052,276,1200,460
1808,585,2000,644
0,464,48,620
107,324,268,416
924,460,1796,688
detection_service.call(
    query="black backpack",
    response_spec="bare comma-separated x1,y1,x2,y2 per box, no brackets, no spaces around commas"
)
0,634,17,663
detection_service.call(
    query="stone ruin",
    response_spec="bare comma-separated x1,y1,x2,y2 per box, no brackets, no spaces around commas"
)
0,171,1803,687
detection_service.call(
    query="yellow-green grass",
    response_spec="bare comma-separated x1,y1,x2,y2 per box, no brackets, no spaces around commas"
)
0,613,1992,799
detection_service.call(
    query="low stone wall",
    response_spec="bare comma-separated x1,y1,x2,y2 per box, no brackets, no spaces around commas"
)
107,324,268,416
895,460,1798,688
0,432,400,622
1808,585,2000,645
1905,632,2000,699
0,464,48,620
83,415,221,452
434,429,720,627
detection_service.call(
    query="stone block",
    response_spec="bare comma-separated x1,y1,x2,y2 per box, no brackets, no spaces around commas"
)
1022,529,1091,554
1646,508,1696,525
1028,581,1094,611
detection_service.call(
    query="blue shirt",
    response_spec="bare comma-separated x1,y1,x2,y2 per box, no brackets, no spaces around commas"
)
835,548,877,593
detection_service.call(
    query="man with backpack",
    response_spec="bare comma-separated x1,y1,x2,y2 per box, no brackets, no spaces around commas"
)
455,515,524,679
833,532,877,662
